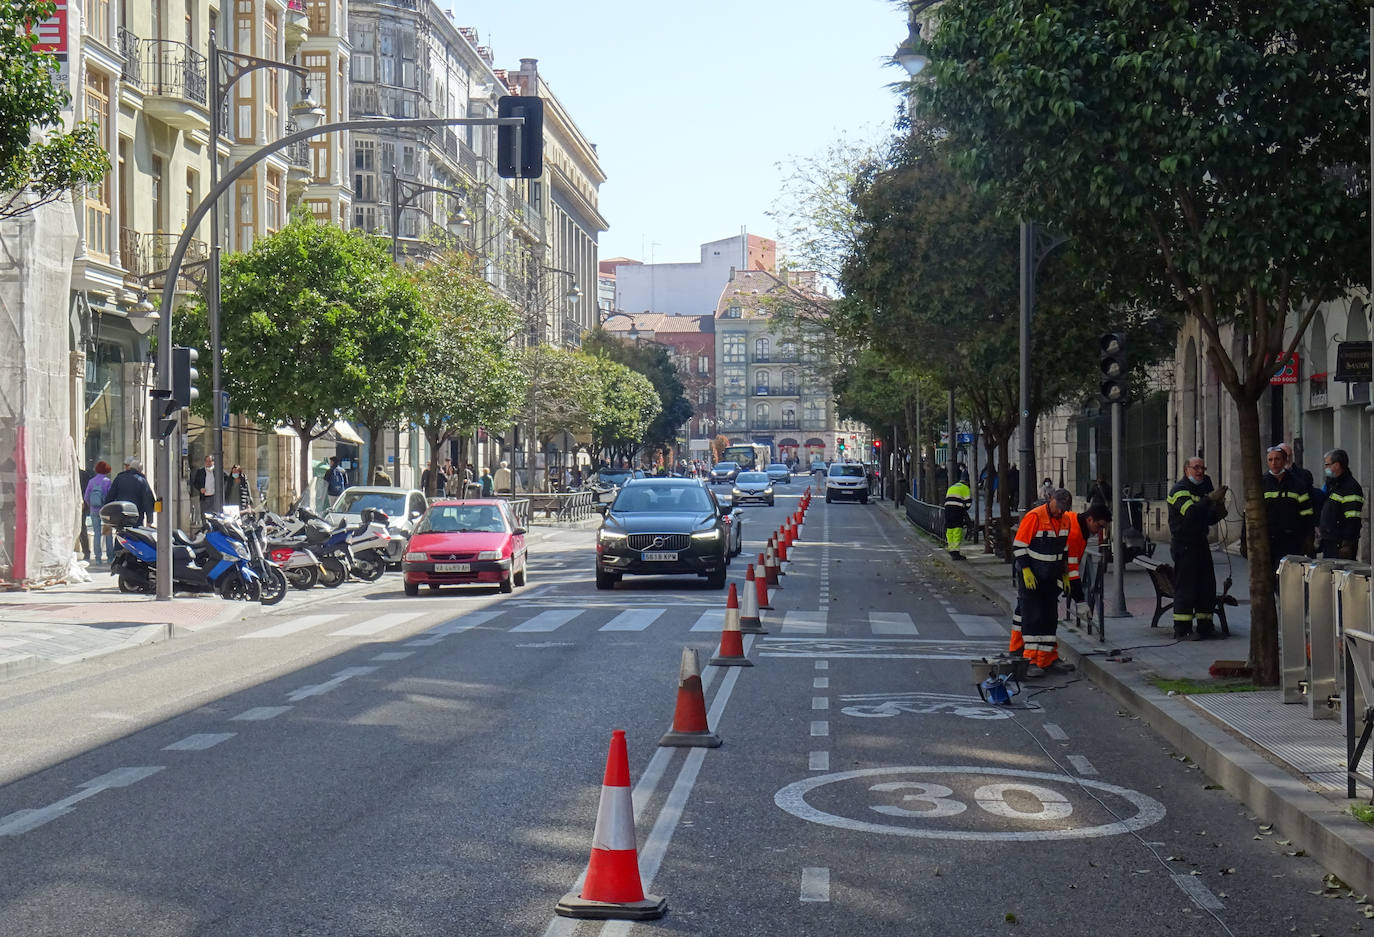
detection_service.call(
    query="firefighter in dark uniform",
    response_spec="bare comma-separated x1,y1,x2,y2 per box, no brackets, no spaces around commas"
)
1263,444,1314,571
1010,488,1076,675
943,473,972,560
1167,456,1227,640
1318,448,1364,560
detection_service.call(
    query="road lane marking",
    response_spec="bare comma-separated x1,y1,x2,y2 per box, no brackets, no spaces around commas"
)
814,677,829,689
163,733,236,751
812,697,829,710
809,751,830,771
600,608,665,631
407,610,502,645
1173,873,1225,910
869,611,918,635
811,721,829,736
950,614,1006,637
371,651,415,661
1043,723,1069,741
800,867,830,902
240,614,342,639
815,660,829,670
691,609,726,632
510,609,583,633
1066,755,1098,776
783,611,827,634
286,666,379,701
329,612,426,637
0,767,164,836
231,707,292,721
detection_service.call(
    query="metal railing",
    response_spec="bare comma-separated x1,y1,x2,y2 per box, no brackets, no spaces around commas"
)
117,27,142,86
905,495,946,538
121,228,209,282
284,118,310,168
140,39,208,105
503,497,531,530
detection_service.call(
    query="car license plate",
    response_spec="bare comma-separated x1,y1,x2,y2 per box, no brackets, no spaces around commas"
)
642,551,678,562
435,563,470,572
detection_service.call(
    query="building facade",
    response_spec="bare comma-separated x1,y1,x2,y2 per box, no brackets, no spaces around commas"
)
613,233,775,317
602,313,716,460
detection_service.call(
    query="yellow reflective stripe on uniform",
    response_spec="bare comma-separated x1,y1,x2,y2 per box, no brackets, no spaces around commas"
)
1176,499,1194,514
1167,490,1193,506
1026,549,1063,562
1346,510,1363,519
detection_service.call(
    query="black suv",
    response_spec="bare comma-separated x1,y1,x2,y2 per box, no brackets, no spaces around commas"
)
595,478,732,590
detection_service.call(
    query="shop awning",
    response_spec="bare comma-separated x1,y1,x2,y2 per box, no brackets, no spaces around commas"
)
332,420,364,444
274,425,298,437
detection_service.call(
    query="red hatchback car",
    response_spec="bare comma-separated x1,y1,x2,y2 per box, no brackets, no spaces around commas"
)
402,499,528,595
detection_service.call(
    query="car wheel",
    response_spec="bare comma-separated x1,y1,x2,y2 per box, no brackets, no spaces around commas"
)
514,559,527,587
499,574,514,594
595,568,620,590
404,580,419,596
860,495,869,504
825,493,833,503
768,497,774,506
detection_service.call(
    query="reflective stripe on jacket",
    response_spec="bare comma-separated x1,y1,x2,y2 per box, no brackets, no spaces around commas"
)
1262,470,1313,538
1013,503,1072,584
1319,471,1364,546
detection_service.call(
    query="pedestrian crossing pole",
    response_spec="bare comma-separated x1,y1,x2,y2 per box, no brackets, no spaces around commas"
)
1108,399,1129,617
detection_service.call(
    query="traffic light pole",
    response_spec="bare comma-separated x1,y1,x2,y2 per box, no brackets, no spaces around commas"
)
1107,399,1129,618
152,113,533,600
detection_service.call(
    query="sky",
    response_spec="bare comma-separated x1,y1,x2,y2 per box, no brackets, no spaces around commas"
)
441,0,910,265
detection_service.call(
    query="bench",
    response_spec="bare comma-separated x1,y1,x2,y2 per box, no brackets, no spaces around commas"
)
1133,555,1235,636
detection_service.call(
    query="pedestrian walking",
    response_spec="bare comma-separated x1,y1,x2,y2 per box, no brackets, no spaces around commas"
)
1318,448,1364,560
479,467,495,497
106,457,156,526
83,460,114,564
1039,477,1054,504
1166,456,1227,640
494,460,513,494
191,454,227,519
227,464,253,512
1007,488,1077,676
943,472,972,560
1088,475,1112,509
1006,464,1020,509
1263,444,1314,569
325,456,348,501
372,464,393,486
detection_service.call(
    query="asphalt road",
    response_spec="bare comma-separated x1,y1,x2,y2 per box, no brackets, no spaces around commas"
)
0,488,1369,936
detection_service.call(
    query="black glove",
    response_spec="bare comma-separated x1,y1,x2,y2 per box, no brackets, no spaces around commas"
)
1070,579,1084,603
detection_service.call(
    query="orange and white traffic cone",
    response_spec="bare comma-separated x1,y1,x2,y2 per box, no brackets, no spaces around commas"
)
765,542,782,586
740,564,767,634
555,730,668,921
777,532,790,563
660,647,723,747
710,584,753,667
755,553,773,610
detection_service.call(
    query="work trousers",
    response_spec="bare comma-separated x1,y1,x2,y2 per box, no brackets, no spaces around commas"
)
1171,545,1215,637
1015,581,1061,667
946,521,964,554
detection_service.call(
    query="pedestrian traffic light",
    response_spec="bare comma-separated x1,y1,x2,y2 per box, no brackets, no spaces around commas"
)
837,438,846,454
496,95,544,179
171,345,200,410
1099,332,1128,404
150,391,178,439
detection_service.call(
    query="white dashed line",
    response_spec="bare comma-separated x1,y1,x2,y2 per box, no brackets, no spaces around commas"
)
812,697,829,710
813,677,830,689
810,721,829,737
1066,755,1098,776
1043,723,1069,741
231,707,292,721
800,867,830,902
162,733,236,751
809,751,830,771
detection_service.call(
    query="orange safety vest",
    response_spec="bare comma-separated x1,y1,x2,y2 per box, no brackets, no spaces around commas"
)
1013,503,1074,585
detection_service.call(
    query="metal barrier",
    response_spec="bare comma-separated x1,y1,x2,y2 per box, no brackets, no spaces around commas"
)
1277,555,1360,717
1343,628,1374,798
1278,556,1310,703
905,496,945,538
1336,566,1372,731
504,497,531,530
520,490,597,524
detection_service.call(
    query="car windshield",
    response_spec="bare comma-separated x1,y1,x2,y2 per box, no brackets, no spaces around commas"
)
830,465,865,478
736,472,769,484
712,462,739,472
612,484,714,514
331,491,406,515
767,464,788,472
416,504,508,533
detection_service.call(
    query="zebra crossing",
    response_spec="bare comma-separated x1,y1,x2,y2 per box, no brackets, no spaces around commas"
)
233,606,1008,641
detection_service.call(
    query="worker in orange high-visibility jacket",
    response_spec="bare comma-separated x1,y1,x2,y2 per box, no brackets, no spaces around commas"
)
1008,488,1077,676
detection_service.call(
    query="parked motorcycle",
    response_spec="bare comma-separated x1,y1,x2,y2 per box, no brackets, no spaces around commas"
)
264,505,390,582
102,501,261,600
236,512,287,606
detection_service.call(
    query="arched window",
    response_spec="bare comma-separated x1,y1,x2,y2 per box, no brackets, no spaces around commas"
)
782,405,797,428
755,337,770,361
781,370,796,394
756,369,770,394
755,403,771,427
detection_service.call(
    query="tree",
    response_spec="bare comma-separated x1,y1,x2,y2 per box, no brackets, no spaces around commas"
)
405,251,527,495
919,0,1370,682
0,1,109,219
174,217,432,499
581,327,693,461
587,356,662,462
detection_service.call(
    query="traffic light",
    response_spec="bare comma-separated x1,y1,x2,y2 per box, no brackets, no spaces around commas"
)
837,438,846,454
496,95,544,179
150,391,178,439
1099,332,1128,404
171,345,200,410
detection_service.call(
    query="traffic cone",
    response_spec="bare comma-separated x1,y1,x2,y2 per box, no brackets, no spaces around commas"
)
755,553,773,610
555,730,668,921
710,584,753,667
740,564,767,633
765,542,782,586
777,532,790,563
660,647,722,747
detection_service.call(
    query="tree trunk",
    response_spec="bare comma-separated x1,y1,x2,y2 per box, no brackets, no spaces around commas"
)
360,421,384,482
295,418,318,510
1235,395,1279,685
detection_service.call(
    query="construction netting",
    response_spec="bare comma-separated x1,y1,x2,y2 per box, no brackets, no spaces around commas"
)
0,200,80,586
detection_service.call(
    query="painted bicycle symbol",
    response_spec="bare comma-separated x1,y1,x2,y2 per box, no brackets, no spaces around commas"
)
840,691,1036,721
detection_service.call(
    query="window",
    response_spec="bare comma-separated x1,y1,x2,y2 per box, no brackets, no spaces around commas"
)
235,177,256,248
307,0,329,34
780,341,796,360
83,69,111,259
353,205,377,231
354,140,375,170
234,0,255,142
755,337,769,361
723,401,744,424
265,170,281,232
354,172,375,201
782,406,797,428
755,403,770,426
186,168,197,221
150,155,164,231
723,334,745,364
697,388,711,405
307,199,332,224
304,53,330,180
725,305,741,318
755,369,770,395
698,354,709,375
723,367,745,394
86,0,109,44
804,400,824,425
781,370,796,394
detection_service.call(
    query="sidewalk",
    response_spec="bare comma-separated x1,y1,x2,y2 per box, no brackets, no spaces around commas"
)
932,531,1374,895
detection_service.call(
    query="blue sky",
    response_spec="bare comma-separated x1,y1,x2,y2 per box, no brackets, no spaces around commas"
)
443,1,909,264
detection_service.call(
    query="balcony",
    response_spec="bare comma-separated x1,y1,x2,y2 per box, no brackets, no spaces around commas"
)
752,351,798,364
139,39,208,130
120,228,209,289
284,0,309,50
117,27,141,87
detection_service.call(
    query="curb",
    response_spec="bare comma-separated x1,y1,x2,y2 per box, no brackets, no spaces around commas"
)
899,513,1374,895
0,621,176,685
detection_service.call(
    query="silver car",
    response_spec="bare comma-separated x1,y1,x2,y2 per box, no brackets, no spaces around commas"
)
326,486,428,562
732,471,775,506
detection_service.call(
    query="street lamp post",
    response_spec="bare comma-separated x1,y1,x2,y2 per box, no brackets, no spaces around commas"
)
1017,222,1067,508
388,167,472,264
153,113,536,599
206,31,318,514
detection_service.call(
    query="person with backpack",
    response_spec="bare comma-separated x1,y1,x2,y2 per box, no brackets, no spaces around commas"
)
84,460,114,564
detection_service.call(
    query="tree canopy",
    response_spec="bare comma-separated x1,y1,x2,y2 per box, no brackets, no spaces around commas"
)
0,1,109,219
581,328,692,460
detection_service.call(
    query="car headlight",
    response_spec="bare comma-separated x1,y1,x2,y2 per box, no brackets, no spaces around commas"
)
476,550,502,560
598,529,627,543
692,529,722,540
404,551,427,561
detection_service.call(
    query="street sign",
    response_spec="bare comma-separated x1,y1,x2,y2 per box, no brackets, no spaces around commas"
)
1270,351,1299,385
956,433,974,444
1335,342,1372,383
220,391,230,428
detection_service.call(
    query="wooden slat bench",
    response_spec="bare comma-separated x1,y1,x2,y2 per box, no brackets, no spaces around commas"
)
1133,555,1235,636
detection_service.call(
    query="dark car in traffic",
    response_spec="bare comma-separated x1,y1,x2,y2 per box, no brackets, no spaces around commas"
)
708,461,741,484
595,478,733,589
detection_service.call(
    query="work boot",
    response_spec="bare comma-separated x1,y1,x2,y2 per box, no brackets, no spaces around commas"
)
949,551,965,561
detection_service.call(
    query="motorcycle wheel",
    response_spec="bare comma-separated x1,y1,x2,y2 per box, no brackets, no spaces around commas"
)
118,573,151,594
258,566,288,606
285,565,318,590
218,572,262,602
351,556,385,582
318,557,347,588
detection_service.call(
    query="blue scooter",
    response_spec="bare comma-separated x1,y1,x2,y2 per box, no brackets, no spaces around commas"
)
102,501,262,600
